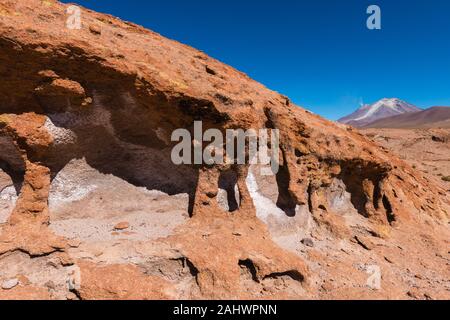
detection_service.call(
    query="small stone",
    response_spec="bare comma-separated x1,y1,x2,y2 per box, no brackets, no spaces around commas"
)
301,238,315,247
68,238,82,248
81,97,93,107
2,278,19,290
114,222,130,231
45,280,56,290
46,258,60,269
38,69,59,79
89,24,101,35
66,292,79,300
17,275,30,286
432,135,445,143
354,235,375,251
57,253,75,267
94,250,104,257
321,281,334,292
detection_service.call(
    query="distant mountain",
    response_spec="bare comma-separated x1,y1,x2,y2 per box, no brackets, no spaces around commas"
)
362,106,450,129
338,98,421,127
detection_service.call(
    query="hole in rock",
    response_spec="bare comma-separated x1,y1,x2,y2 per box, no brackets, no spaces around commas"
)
218,169,240,212
323,179,360,217
136,256,201,298
383,195,396,224
0,166,19,225
141,257,199,282
263,270,304,283
276,160,297,217
183,258,199,278
0,136,24,224
338,160,387,218
49,158,191,243
41,94,203,242
42,93,201,217
373,183,381,210
246,164,314,250
0,136,25,191
239,259,259,282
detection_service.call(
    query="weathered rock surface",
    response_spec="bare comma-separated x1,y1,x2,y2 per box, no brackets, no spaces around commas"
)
0,0,449,300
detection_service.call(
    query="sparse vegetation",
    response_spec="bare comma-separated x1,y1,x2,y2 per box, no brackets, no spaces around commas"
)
441,176,450,182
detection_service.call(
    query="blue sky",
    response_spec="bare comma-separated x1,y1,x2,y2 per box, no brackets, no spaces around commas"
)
62,0,450,120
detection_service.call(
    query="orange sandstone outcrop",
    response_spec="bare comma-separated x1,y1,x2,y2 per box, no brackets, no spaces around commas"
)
0,0,448,300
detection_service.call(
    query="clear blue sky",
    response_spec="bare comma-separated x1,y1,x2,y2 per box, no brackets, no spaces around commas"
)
62,0,450,120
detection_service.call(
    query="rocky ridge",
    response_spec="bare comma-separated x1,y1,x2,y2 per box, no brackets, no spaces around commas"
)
0,0,449,300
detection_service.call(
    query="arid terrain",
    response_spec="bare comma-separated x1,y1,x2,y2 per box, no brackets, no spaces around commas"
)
363,129,450,190
0,0,449,300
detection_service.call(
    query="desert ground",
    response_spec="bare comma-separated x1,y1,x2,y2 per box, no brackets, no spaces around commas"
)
363,128,450,190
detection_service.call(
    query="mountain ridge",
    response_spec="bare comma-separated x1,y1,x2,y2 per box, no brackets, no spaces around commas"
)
338,98,421,127
363,106,450,129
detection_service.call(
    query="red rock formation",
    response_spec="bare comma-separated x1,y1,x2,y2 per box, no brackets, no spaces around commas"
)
0,0,448,300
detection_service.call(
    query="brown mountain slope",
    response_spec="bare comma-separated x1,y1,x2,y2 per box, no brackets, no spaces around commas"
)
363,107,450,129
0,0,449,300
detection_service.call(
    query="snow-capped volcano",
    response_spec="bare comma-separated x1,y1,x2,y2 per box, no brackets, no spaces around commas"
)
338,98,421,127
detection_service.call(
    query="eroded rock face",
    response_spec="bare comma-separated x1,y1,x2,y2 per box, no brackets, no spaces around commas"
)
49,158,190,243
0,0,449,300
